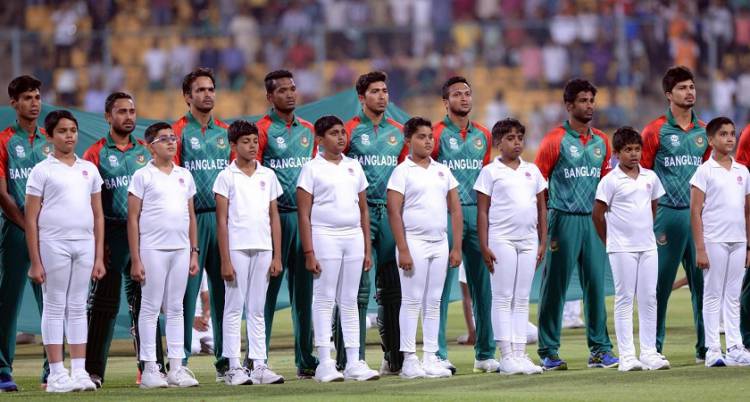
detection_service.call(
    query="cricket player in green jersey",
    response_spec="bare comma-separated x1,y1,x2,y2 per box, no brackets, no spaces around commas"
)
83,92,161,387
432,76,498,374
0,75,49,391
173,68,231,379
535,79,617,370
339,72,408,374
640,66,710,362
257,70,318,378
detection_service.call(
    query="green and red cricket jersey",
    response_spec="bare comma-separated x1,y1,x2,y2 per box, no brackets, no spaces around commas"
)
0,122,50,211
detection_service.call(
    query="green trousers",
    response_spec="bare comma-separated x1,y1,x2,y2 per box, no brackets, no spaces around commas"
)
0,219,45,379
264,211,318,371
537,210,612,359
437,205,495,361
183,212,228,372
86,222,164,381
653,206,706,359
740,269,750,348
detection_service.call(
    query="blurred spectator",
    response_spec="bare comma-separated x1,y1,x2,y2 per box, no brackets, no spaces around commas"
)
198,39,221,72
169,37,197,87
702,0,733,67
221,38,246,90
671,32,699,72
229,5,259,64
346,0,371,26
104,63,125,92
519,38,543,87
280,1,313,37
550,4,578,46
711,70,736,118
56,67,78,106
484,91,510,128
542,41,568,87
143,38,168,90
296,65,322,103
590,36,613,85
287,37,316,69
735,69,750,123
52,1,86,67
330,51,356,93
264,36,286,71
150,0,173,26
83,79,107,113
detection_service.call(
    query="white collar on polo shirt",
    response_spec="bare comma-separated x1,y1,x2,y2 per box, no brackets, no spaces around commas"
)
706,156,741,170
404,155,434,167
46,153,83,165
494,157,528,170
612,164,648,179
228,160,264,175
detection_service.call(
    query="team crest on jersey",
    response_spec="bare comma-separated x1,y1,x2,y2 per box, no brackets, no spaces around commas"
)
656,233,667,246
259,180,266,190
438,171,445,179
300,136,310,148
474,138,483,150
14,145,25,158
178,177,185,186
449,137,459,150
108,155,119,167
82,170,89,179
42,145,51,155
525,171,532,180
347,167,355,176
190,137,201,150
136,154,146,165
549,239,559,252
669,135,680,147
388,135,397,145
569,145,580,158
217,137,227,148
276,136,287,149
646,183,652,191
738,176,743,185
695,136,705,147
361,134,371,146
593,147,602,158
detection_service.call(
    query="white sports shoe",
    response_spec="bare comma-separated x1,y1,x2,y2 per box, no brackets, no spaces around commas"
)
725,347,750,366
71,370,97,391
46,371,80,393
399,357,426,379
344,360,380,381
436,357,457,374
140,364,168,389
224,367,252,386
640,352,670,370
473,358,500,373
497,357,524,375
422,355,452,378
705,349,726,368
562,316,585,329
379,359,400,376
250,365,285,384
313,360,344,383
515,355,543,374
618,356,643,372
167,366,199,387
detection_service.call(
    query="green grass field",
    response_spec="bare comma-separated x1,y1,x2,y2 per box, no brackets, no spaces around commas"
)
5,287,749,401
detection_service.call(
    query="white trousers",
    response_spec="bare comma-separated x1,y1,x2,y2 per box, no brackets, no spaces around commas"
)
703,242,746,350
40,239,95,345
398,237,448,353
489,238,537,344
222,249,272,360
138,248,190,361
312,232,364,351
609,250,658,358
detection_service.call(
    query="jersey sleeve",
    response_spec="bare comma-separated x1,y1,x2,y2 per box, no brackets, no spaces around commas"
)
689,164,707,192
357,163,368,193
270,171,283,201
446,167,459,191
128,169,146,199
736,124,750,166
534,130,563,180
212,170,230,198
431,124,444,160
83,142,101,168
600,133,612,177
296,161,314,194
640,120,662,169
185,170,197,199
25,164,46,197
386,164,406,195
534,165,548,194
472,166,493,196
594,175,612,206
476,124,492,166
0,138,8,179
90,165,103,194
652,174,666,199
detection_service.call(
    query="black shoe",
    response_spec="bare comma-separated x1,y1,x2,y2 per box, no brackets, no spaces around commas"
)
296,367,316,379
89,374,103,389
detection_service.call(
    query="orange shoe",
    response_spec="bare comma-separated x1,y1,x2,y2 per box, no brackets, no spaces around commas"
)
135,369,142,385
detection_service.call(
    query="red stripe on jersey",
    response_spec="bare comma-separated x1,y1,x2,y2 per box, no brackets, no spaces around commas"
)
83,137,107,168
343,116,361,154
171,116,190,166
534,127,566,180
640,116,667,169
0,127,14,179
737,124,750,166
255,115,273,162
431,122,447,160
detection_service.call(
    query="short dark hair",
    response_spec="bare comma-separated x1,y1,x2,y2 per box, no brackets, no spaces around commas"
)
44,110,78,136
491,118,525,146
144,122,172,144
662,66,695,93
182,67,216,96
8,75,42,100
228,119,258,143
403,117,432,138
264,70,294,93
314,115,344,137
612,126,643,153
563,78,597,104
441,76,470,100
355,71,387,96
705,116,735,137
105,92,134,114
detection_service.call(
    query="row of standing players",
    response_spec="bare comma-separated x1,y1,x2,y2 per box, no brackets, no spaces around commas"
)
2,65,750,392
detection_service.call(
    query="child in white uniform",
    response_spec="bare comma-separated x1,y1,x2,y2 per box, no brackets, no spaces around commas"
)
214,120,284,385
593,127,670,371
474,118,546,375
690,117,750,367
387,117,463,379
298,115,379,383
128,122,200,388
26,110,105,393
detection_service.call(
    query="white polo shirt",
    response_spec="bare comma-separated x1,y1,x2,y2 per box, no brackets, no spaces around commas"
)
690,157,750,243
213,160,282,250
128,161,196,250
297,153,368,236
387,156,458,241
473,158,547,241
26,154,103,241
595,165,665,252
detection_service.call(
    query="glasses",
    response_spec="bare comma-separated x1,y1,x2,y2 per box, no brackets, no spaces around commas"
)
150,135,177,144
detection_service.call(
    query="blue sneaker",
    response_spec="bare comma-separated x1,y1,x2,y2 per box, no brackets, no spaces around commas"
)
588,351,619,368
0,373,18,392
541,355,568,371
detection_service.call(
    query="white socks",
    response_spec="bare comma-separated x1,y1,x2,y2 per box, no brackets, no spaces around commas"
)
346,347,359,364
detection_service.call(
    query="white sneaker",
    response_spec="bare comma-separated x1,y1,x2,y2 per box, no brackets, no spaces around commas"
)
167,366,199,387
224,367,252,386
422,355,452,378
497,357,523,375
515,355,543,374
140,364,168,389
526,322,538,344
379,359,400,376
705,349,726,368
725,347,750,366
436,357,456,374
250,365,285,384
46,371,79,393
314,360,343,383
473,358,500,373
640,352,670,370
562,316,585,329
399,357,425,379
71,370,97,391
344,360,380,381
618,356,643,372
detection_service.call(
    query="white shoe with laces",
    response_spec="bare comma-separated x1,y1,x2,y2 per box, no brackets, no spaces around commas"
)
473,358,500,373
313,360,344,383
497,357,524,375
71,370,97,391
618,355,643,372
250,365,285,384
515,355,543,374
640,352,670,370
46,371,80,393
224,367,252,386
422,355,451,378
139,364,168,389
436,356,457,374
379,359,400,376
344,360,379,381
167,366,199,387
399,357,425,379
725,347,750,366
